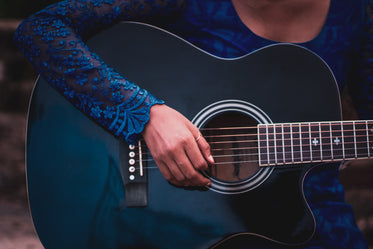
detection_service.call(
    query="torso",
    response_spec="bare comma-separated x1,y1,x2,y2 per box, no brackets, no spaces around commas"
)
231,0,331,43
170,0,366,89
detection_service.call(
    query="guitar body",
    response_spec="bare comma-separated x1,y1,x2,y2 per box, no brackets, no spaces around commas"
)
26,22,341,249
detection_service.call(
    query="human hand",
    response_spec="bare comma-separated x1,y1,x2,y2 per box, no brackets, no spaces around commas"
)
142,104,214,187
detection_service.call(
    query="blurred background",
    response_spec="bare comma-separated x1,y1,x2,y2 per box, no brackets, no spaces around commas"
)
0,0,372,248
0,1,58,248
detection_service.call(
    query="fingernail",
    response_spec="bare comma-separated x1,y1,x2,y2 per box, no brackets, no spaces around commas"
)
209,155,215,164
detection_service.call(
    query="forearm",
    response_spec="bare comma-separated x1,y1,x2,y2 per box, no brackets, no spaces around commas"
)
14,0,185,143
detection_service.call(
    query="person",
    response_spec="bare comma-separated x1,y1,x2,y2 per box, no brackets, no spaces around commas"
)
14,0,371,248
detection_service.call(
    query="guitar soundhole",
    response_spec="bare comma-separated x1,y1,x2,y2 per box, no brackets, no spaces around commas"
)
203,111,259,183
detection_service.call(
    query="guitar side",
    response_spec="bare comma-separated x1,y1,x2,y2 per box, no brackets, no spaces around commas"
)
26,22,342,249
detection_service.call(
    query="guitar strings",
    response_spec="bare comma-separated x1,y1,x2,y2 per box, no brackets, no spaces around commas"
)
133,153,370,171
134,141,371,165
137,144,370,164
131,140,371,171
199,121,373,131
201,128,371,137
126,123,373,171
198,121,373,131
137,125,372,143
136,142,370,162
133,152,366,171
136,132,371,156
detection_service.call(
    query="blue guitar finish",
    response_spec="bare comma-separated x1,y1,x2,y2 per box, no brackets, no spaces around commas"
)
26,22,341,249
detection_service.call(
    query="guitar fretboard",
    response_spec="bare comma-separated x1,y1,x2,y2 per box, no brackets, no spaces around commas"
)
258,121,373,166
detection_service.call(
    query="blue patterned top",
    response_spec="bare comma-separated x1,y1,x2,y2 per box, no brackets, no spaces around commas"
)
14,0,371,248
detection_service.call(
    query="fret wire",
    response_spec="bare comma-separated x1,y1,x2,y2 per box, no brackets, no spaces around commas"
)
341,122,345,159
366,121,371,157
332,122,344,160
269,124,276,165
257,125,262,166
357,121,369,158
276,125,284,164
329,122,333,160
299,123,303,162
274,125,277,165
344,121,355,159
353,121,357,158
266,124,270,164
319,122,323,160
301,123,310,163
369,121,373,159
309,123,312,162
290,124,294,163
321,123,328,161
282,124,285,163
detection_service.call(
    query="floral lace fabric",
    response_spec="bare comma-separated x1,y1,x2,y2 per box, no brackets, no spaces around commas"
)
14,0,185,144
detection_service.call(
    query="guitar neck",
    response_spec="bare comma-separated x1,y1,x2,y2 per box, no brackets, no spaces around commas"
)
258,120,373,166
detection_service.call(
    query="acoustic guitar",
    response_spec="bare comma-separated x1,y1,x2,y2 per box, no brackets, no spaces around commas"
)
26,22,372,249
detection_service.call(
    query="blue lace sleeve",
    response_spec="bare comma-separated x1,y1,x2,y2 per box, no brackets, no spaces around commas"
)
352,1,373,119
14,0,185,144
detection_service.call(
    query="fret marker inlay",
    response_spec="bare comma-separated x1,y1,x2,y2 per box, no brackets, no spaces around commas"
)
334,137,340,145
312,138,319,146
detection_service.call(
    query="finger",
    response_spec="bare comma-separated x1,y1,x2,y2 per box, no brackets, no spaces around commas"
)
196,133,215,165
185,136,209,171
177,161,210,186
173,149,210,186
156,158,186,186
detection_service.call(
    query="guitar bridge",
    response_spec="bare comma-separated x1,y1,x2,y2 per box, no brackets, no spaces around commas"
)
119,140,148,207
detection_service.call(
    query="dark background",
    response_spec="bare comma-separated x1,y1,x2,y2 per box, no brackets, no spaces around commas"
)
0,0,372,248
0,0,60,19
0,1,59,247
